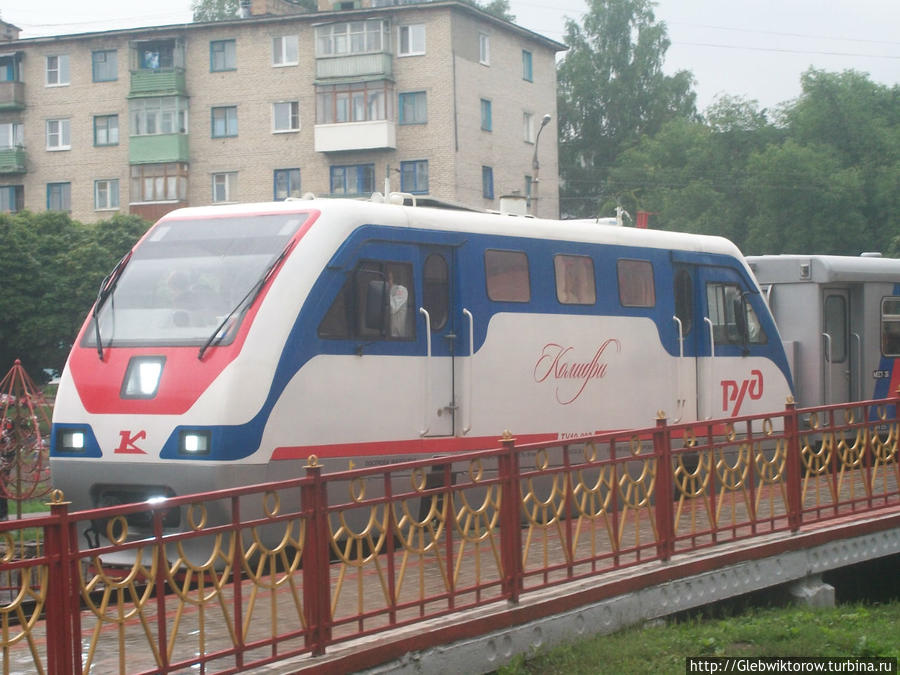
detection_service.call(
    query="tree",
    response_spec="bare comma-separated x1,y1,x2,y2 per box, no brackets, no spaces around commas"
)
479,0,515,22
557,0,696,217
0,212,150,379
192,0,240,22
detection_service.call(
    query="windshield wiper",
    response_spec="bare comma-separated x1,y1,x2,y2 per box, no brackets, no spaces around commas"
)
92,252,132,361
198,242,293,361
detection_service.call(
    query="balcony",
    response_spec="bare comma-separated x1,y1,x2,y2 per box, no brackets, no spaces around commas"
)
0,147,26,173
314,120,396,153
0,81,25,111
129,134,189,164
316,52,392,82
129,68,187,97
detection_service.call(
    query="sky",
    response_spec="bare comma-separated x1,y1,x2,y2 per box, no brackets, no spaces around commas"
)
3,0,899,112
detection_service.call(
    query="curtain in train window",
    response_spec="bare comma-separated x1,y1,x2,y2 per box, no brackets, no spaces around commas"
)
617,259,655,307
554,255,596,305
485,250,530,302
881,298,900,356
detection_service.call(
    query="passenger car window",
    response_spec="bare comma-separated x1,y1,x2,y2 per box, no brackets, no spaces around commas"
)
485,250,530,302
617,259,655,307
554,255,596,305
881,298,900,356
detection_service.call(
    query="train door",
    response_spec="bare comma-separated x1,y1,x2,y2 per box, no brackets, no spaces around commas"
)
822,288,853,404
419,246,457,437
672,265,699,422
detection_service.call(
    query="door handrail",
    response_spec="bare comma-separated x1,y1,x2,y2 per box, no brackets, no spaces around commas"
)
462,308,474,435
419,307,432,436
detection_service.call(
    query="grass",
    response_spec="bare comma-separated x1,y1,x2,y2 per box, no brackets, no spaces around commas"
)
498,602,900,674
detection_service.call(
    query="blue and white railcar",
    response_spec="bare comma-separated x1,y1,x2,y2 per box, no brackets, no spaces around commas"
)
50,198,793,525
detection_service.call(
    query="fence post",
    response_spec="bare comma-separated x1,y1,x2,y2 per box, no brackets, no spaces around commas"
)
498,431,523,603
301,456,331,656
43,491,76,675
784,397,802,532
653,413,675,561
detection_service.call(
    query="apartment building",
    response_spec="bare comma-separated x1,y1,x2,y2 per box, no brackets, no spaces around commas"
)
0,0,563,224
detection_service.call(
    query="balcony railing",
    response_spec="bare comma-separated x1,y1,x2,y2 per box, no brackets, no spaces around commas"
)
0,146,26,173
129,133,189,164
0,80,25,111
314,119,396,152
315,52,393,81
129,67,187,97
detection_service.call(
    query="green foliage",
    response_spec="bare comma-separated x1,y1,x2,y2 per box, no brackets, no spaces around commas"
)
479,0,515,21
557,0,697,217
192,0,239,22
0,212,150,379
589,66,900,254
502,602,900,674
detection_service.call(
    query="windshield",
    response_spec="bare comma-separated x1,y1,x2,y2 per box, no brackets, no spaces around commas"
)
83,213,308,348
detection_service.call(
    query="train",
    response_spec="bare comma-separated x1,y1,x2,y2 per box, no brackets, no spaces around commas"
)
48,196,900,542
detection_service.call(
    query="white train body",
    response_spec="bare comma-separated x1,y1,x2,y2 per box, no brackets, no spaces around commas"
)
50,199,794,524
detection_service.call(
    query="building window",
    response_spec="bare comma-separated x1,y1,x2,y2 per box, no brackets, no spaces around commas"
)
130,163,188,203
398,91,426,125
0,185,24,213
400,160,428,194
212,172,238,203
273,101,300,132
0,122,24,149
525,175,533,207
94,115,119,146
330,164,374,196
316,81,391,124
274,168,301,201
479,33,490,65
92,50,117,82
211,106,238,138
485,250,530,303
398,24,425,56
273,35,299,66
46,54,70,86
130,97,188,136
0,54,22,83
482,166,494,200
138,41,177,69
47,182,71,211
95,179,120,210
480,99,492,132
316,19,388,56
46,119,71,150
523,112,535,143
210,39,236,71
522,50,533,82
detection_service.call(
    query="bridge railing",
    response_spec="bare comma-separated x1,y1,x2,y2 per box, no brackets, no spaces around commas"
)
1,396,898,674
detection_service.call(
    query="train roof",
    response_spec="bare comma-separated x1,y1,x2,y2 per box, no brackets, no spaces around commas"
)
159,197,746,260
747,254,900,285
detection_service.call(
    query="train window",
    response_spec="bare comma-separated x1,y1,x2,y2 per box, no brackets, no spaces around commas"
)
823,295,847,362
881,298,900,356
673,267,693,335
554,255,596,305
318,260,415,340
617,259,655,307
423,254,449,331
485,250,530,302
706,283,767,346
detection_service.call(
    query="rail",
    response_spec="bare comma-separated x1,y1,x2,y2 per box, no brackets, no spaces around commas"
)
1,396,898,674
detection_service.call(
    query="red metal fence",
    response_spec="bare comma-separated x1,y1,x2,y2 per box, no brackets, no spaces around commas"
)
1,397,899,674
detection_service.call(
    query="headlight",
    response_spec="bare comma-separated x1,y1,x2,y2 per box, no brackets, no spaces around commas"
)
122,356,165,399
58,429,85,452
179,430,211,455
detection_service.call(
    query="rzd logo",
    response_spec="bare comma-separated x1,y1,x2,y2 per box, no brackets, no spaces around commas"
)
721,370,763,417
115,430,147,454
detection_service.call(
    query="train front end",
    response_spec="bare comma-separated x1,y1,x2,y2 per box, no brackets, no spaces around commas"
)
50,204,316,538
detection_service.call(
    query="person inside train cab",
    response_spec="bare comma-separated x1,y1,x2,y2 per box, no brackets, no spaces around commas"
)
387,269,409,338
